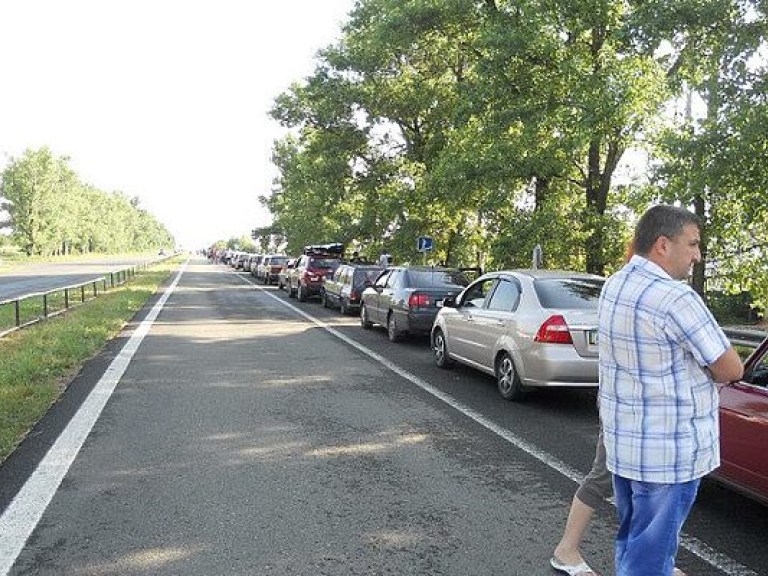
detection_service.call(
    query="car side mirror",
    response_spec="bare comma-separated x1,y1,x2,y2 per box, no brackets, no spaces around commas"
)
440,296,457,308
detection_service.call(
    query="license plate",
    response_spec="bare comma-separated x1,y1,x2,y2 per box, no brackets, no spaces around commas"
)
588,330,598,345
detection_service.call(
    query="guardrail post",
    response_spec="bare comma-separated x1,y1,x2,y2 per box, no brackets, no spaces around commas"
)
1,260,156,339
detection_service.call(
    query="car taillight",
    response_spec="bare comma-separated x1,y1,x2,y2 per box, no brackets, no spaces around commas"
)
534,315,573,344
408,293,430,308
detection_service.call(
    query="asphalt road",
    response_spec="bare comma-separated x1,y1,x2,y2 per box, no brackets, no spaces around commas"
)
1,258,766,575
0,255,166,301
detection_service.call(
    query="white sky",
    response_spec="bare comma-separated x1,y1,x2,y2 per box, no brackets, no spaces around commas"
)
0,0,356,249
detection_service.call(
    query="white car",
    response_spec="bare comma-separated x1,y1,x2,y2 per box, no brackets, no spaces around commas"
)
431,269,604,401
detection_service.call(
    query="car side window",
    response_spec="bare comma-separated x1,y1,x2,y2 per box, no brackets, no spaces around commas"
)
461,278,496,308
486,279,522,312
375,271,390,288
386,270,401,289
747,350,768,387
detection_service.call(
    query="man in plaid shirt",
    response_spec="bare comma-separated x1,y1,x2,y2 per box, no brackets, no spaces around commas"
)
598,205,743,575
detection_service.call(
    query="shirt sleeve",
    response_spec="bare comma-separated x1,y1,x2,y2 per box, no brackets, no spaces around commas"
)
665,289,731,367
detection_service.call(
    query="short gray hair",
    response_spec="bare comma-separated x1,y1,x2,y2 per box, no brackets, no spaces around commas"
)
633,205,701,256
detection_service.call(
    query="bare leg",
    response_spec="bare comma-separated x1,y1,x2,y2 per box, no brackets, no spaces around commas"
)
553,494,595,566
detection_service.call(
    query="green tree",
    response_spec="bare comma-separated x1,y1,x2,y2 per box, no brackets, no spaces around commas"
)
0,148,78,255
641,0,767,308
1,147,174,256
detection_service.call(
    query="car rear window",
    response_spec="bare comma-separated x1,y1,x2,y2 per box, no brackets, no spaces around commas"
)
309,258,340,269
533,278,604,309
407,269,470,288
270,256,288,265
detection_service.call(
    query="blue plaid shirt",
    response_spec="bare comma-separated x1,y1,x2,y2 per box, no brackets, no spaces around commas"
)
598,255,731,483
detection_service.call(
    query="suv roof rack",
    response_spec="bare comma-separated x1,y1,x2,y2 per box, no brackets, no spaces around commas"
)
303,243,344,257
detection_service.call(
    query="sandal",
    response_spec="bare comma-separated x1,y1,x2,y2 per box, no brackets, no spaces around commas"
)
550,556,599,576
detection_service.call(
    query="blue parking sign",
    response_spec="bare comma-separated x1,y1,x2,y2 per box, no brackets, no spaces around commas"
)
417,236,434,252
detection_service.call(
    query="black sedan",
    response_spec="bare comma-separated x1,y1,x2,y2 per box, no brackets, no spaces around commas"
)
360,266,469,342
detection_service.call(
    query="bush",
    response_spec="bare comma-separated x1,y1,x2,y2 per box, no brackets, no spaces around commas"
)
708,290,762,324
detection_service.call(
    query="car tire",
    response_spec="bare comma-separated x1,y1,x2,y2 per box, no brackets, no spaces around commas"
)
298,284,307,302
339,298,348,315
496,352,525,401
360,304,373,329
288,283,296,298
387,313,402,343
432,328,453,368
321,292,329,308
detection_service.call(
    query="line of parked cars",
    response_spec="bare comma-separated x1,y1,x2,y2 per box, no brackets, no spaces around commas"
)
222,246,768,507
221,251,290,285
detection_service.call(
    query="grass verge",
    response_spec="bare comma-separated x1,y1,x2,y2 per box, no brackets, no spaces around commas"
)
0,258,181,463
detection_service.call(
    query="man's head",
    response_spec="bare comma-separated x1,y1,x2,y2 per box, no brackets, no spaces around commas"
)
633,204,702,280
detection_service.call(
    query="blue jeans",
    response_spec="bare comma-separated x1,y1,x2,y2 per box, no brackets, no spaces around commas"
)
613,475,700,576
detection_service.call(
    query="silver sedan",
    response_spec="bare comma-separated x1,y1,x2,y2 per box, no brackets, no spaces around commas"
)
430,269,604,401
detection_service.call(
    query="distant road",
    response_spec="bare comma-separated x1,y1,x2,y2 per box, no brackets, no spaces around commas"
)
0,255,166,301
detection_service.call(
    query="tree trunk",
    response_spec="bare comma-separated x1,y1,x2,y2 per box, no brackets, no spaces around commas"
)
691,194,707,298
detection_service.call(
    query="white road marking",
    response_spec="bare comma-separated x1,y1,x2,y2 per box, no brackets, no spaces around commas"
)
236,272,758,576
0,262,188,576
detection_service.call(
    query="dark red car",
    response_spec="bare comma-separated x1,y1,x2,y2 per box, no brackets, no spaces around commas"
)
288,243,344,302
714,336,768,504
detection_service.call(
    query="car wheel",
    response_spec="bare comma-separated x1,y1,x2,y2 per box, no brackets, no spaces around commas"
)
288,283,296,298
339,298,348,315
298,285,307,302
387,313,402,342
432,328,453,368
496,352,525,401
321,292,329,308
360,304,373,329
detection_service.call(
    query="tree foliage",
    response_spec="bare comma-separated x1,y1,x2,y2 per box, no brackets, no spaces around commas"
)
1,147,173,256
264,0,767,318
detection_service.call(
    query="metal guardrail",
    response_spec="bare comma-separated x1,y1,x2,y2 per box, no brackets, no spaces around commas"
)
0,257,171,339
723,327,767,348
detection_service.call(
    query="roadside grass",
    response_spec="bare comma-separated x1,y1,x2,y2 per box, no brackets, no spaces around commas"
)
0,258,181,463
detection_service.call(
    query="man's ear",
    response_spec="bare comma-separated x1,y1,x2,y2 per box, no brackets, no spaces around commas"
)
651,235,669,258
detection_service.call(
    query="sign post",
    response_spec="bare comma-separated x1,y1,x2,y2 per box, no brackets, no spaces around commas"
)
532,244,543,269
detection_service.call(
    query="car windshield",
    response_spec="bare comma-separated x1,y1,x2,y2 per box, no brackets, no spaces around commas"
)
309,258,340,269
407,269,470,288
533,278,604,309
